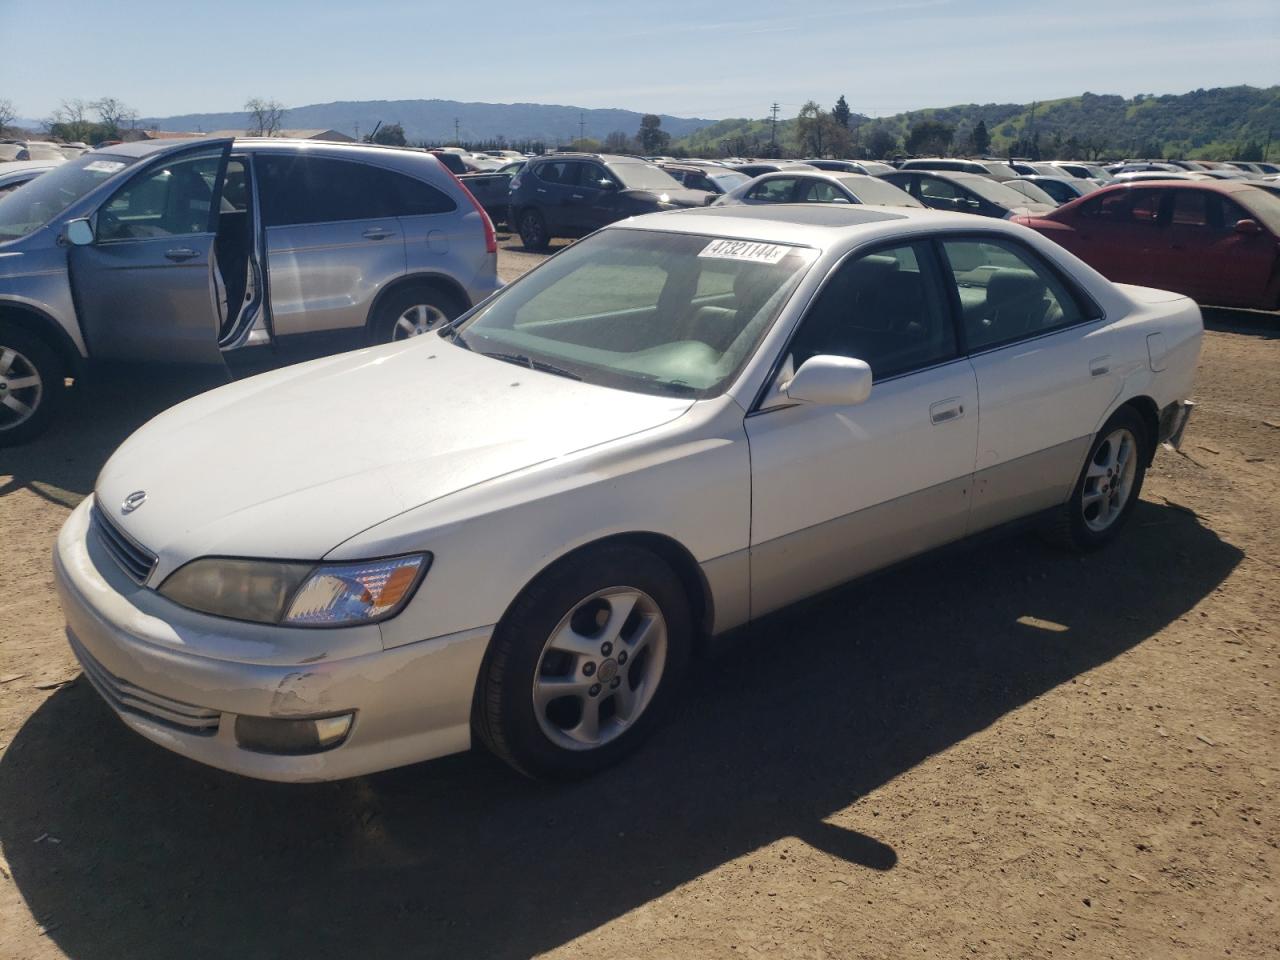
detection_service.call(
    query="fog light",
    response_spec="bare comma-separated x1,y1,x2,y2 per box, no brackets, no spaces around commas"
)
234,713,354,755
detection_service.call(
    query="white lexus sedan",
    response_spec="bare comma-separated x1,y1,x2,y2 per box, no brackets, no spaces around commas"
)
54,205,1201,782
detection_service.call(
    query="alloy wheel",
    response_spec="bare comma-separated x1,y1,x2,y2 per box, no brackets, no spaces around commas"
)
1082,427,1138,532
0,346,43,432
532,586,668,751
392,304,448,340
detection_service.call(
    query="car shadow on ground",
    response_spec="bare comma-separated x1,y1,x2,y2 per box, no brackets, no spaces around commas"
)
0,366,231,506
1201,305,1280,338
0,499,1240,960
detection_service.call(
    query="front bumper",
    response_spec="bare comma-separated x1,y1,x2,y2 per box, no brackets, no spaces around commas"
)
53,498,492,782
1159,399,1196,451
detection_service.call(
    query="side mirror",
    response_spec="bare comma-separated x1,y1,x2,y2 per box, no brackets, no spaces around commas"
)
599,179,619,190
65,218,94,246
785,355,873,407
1234,218,1262,236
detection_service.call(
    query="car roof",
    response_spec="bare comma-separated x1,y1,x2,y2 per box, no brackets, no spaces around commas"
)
890,169,987,182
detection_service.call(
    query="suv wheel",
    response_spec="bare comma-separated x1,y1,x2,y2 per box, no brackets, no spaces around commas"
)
372,286,465,343
518,209,551,252
0,324,64,446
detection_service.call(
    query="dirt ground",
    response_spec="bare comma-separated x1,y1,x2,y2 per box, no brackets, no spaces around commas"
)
0,239,1276,959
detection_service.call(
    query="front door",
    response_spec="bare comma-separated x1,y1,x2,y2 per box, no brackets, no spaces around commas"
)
68,141,232,364
1167,190,1278,307
1064,188,1173,289
254,153,407,338
746,241,979,617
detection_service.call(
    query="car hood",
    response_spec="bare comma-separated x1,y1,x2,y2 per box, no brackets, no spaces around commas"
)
95,339,694,572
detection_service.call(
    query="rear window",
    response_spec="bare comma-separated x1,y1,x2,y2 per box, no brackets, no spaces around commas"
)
837,176,920,207
256,154,454,226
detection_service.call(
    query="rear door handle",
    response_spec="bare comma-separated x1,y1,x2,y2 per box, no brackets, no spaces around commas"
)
1090,355,1111,377
362,228,393,240
163,247,199,262
535,187,547,194
929,397,965,424
571,193,584,200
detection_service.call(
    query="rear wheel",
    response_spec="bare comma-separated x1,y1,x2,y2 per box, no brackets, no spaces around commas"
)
1045,407,1149,551
0,325,64,446
371,285,465,344
518,208,551,251
475,544,692,779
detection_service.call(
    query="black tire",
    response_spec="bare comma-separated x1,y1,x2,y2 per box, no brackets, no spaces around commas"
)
517,208,551,252
474,543,693,779
1044,406,1149,552
370,284,466,344
0,324,65,446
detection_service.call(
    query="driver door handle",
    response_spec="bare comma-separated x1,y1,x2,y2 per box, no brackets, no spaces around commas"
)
361,228,393,240
571,193,585,200
163,248,200,262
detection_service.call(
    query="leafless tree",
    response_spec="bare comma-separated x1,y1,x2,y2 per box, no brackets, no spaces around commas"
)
93,97,138,139
245,98,286,137
0,98,15,136
46,99,95,142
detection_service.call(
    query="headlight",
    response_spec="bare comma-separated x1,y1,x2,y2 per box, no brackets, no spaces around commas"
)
158,554,430,627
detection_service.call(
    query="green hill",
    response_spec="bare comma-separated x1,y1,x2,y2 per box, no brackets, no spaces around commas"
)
673,85,1280,161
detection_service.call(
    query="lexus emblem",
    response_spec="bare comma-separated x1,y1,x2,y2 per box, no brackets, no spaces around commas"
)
121,490,147,514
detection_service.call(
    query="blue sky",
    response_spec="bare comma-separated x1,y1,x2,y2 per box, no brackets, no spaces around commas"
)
2,0,1277,121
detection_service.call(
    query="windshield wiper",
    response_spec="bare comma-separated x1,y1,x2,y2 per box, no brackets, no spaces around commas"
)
481,351,583,381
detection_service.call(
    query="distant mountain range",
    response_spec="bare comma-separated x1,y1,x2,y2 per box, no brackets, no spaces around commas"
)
135,99,718,145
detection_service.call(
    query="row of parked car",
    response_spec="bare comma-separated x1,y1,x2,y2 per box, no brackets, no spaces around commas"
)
0,136,1276,445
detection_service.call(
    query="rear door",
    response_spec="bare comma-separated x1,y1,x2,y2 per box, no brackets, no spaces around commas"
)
255,153,406,338
935,235,1122,533
1065,188,1173,288
528,159,577,233
68,140,232,364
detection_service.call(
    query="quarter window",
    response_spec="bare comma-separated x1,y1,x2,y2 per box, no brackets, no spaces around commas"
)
97,150,224,241
789,242,958,380
256,155,454,227
939,238,1091,352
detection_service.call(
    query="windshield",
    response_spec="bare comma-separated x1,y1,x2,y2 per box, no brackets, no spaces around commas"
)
858,161,894,176
0,153,137,240
610,162,684,192
963,176,1045,208
454,229,816,398
980,161,1020,180
837,175,921,207
1006,180,1058,205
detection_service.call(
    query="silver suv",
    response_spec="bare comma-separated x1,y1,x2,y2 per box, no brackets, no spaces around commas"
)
0,137,500,442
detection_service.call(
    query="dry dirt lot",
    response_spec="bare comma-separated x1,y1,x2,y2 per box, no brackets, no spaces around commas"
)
0,239,1277,959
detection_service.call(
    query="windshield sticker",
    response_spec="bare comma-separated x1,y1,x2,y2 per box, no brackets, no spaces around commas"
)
698,239,789,264
84,160,126,174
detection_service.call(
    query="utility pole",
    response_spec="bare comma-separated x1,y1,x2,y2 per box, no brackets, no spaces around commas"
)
769,102,779,156
579,112,586,145
454,117,460,145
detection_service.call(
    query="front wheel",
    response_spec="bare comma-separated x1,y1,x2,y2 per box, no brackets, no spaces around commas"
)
474,544,692,779
1045,407,1149,551
0,325,65,446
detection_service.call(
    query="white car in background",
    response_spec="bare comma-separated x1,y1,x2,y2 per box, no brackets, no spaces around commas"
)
714,170,922,208
0,160,59,195
55,204,1200,782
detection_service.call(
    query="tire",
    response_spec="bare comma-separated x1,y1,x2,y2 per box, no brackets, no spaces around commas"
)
517,208,551,252
474,543,693,779
370,284,465,344
0,324,65,446
1044,406,1149,551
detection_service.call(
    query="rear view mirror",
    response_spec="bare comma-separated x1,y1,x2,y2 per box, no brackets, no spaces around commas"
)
65,218,94,246
785,355,873,407
1234,218,1262,235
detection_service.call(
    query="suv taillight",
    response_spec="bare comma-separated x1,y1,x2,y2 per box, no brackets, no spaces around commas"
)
441,166,497,255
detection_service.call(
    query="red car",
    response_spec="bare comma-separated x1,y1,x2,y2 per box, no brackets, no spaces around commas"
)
1013,180,1280,310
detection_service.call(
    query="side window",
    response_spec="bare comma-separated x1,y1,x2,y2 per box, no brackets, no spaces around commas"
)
1128,190,1166,224
798,180,850,204
1171,190,1210,226
748,178,797,203
256,155,415,226
1219,197,1252,231
98,150,223,241
918,177,962,201
534,160,573,185
789,243,958,381
939,237,1092,352
576,163,611,189
1078,189,1164,224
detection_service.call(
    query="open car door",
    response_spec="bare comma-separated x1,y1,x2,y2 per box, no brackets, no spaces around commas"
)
68,139,233,365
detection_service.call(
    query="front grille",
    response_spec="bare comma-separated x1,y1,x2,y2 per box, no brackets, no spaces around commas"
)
90,504,158,584
69,633,222,736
